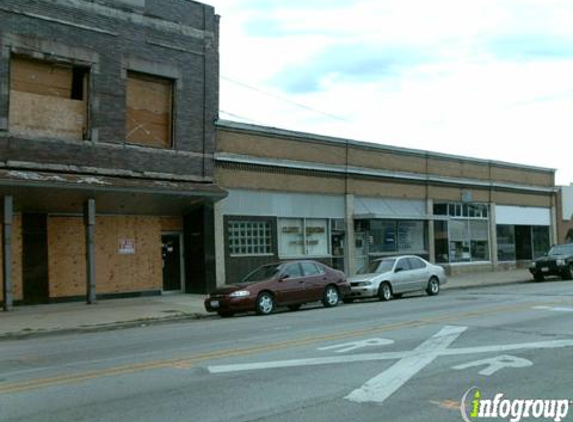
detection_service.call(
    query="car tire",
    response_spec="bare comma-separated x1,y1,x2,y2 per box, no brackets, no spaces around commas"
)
342,298,355,304
533,272,544,282
217,311,234,318
562,266,573,281
378,282,392,301
426,277,440,296
255,292,275,315
287,304,302,311
322,285,340,308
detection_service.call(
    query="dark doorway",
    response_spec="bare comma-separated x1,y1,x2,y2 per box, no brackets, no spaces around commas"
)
22,213,49,304
162,234,182,292
515,225,533,260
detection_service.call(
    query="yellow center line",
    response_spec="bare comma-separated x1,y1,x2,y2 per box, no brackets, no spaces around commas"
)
0,300,559,394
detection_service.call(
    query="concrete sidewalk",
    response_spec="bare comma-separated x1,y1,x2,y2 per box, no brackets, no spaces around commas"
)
0,269,532,339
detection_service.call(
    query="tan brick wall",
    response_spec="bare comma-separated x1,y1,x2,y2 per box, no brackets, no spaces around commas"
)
217,127,555,189
216,167,346,195
349,149,426,174
427,186,491,202
348,179,426,199
491,191,553,207
427,158,490,181
47,215,163,298
0,214,23,302
491,166,553,188
218,131,347,166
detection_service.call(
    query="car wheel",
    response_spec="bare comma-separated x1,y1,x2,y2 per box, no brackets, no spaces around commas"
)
533,272,544,282
342,298,355,304
287,304,302,311
217,311,234,318
426,277,440,296
378,282,392,301
255,292,275,315
562,266,573,281
322,285,340,308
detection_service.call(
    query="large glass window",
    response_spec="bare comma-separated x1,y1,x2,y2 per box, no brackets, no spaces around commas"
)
496,225,516,261
228,221,272,256
434,202,490,263
369,220,426,255
278,218,329,258
504,225,550,260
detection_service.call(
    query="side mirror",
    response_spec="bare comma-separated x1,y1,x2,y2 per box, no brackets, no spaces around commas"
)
279,274,290,281
395,267,404,273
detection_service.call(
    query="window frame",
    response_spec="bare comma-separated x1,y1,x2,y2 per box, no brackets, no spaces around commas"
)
228,220,274,257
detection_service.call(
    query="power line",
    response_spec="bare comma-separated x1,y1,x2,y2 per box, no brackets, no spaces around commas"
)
221,75,349,122
219,110,267,126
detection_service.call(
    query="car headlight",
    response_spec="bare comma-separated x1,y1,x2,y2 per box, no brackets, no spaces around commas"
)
556,259,566,266
529,262,536,268
356,281,372,287
229,290,250,298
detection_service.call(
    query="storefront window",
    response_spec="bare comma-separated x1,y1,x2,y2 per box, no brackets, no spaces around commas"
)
532,226,550,259
278,218,329,258
434,220,449,263
496,225,516,261
278,218,304,257
368,219,426,255
435,202,490,263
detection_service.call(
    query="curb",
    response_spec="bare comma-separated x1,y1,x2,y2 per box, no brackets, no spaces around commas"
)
0,312,214,341
0,278,534,341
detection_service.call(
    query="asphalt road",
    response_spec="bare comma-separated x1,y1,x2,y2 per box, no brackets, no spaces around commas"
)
2,279,573,422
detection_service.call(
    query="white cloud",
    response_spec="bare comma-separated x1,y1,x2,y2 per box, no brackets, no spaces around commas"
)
210,0,573,185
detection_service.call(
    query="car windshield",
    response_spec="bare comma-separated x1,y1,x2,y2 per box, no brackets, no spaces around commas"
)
358,258,396,274
242,264,282,283
548,244,573,256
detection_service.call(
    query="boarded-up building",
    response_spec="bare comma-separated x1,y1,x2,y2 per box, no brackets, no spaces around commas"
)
0,0,223,308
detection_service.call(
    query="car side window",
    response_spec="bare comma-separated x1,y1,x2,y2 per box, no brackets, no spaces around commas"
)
408,257,426,269
301,262,321,276
283,263,303,278
396,258,411,272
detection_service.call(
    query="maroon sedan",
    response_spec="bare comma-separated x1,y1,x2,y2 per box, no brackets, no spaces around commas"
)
204,260,350,317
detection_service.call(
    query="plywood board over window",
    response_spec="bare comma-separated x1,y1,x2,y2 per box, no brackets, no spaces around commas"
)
126,71,173,148
9,56,89,140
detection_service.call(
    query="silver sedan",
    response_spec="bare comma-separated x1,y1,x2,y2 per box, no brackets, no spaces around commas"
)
345,255,447,302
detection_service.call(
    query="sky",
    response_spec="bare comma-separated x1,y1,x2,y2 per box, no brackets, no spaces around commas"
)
206,0,573,185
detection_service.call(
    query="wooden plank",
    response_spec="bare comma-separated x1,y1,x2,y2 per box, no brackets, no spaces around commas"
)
126,73,172,147
47,217,86,298
9,90,85,140
11,57,72,98
160,217,184,232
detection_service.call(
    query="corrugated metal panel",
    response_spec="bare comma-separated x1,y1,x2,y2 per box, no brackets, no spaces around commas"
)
221,189,345,218
496,205,550,226
354,196,426,219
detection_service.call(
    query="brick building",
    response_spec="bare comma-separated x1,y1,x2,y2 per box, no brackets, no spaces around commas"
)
0,0,223,308
214,121,558,285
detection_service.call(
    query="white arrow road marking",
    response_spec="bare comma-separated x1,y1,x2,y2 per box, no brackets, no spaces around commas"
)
452,355,533,376
207,327,573,405
317,338,395,353
345,325,467,404
533,305,573,313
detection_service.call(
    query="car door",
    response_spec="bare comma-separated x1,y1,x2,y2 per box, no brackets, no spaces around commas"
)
391,258,414,293
300,261,327,301
275,263,306,305
407,257,428,291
